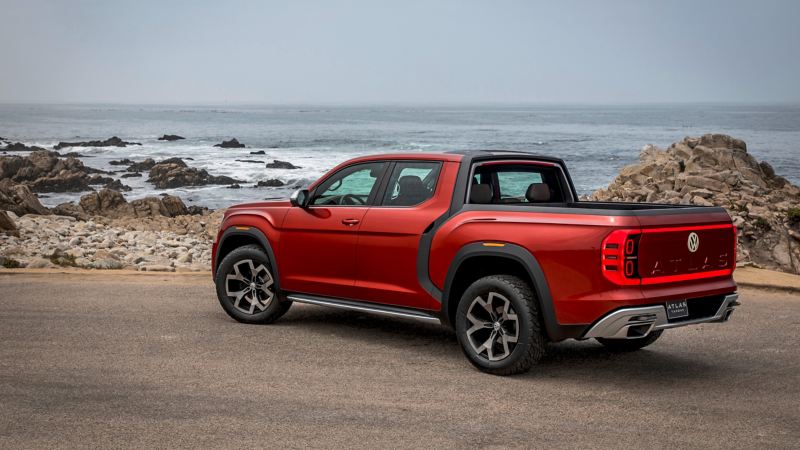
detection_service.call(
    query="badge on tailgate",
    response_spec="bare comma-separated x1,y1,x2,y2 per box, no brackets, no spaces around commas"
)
666,300,689,319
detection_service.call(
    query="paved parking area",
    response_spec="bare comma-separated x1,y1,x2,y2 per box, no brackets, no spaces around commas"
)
1,273,798,448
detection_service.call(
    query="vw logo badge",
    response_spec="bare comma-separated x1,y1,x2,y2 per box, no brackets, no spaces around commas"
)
687,232,700,253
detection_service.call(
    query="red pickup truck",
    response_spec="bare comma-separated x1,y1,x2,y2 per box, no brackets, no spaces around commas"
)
212,151,739,375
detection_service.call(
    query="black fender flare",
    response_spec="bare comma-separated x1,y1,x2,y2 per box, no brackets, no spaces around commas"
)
216,226,281,292
441,242,585,342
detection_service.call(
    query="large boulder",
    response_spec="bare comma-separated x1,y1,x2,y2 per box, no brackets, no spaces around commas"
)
214,138,245,148
592,134,800,274
0,179,50,216
54,136,141,150
0,210,18,236
78,189,130,216
147,160,240,189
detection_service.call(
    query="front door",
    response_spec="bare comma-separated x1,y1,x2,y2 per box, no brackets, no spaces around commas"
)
279,161,387,299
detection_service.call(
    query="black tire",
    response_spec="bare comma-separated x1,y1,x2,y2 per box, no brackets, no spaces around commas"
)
596,330,663,352
455,275,545,376
214,244,291,324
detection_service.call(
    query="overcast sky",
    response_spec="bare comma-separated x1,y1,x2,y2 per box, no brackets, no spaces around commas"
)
0,0,798,104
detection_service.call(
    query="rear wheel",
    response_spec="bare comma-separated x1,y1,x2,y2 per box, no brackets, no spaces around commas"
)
455,275,545,375
215,245,291,324
596,330,663,351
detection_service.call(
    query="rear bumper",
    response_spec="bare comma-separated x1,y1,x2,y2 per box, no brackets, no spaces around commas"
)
583,293,739,339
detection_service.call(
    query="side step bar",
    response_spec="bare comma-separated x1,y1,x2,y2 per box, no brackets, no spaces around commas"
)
286,294,442,324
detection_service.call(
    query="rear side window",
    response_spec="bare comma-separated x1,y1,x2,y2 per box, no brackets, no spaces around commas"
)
469,163,566,204
381,161,441,206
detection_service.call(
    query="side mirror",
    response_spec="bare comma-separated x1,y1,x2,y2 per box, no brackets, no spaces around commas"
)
290,189,310,208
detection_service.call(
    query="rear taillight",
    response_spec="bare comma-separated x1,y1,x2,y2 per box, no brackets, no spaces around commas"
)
602,229,641,285
732,225,738,270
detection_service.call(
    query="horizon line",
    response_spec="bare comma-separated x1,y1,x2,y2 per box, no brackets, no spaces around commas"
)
1,100,799,108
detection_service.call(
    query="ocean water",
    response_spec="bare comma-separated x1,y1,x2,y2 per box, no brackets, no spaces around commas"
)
1,103,798,210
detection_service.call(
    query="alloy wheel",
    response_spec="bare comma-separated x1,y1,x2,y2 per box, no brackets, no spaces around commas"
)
225,259,275,314
464,291,520,361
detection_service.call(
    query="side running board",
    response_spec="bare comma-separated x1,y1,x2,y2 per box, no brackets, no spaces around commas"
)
286,294,441,324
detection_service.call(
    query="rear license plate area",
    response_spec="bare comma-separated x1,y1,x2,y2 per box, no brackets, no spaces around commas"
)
665,300,689,320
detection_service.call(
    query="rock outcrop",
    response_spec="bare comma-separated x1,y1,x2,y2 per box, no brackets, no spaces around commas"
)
125,158,157,172
52,189,190,220
146,158,240,189
214,138,245,148
104,179,131,192
54,136,141,150
256,179,285,187
0,150,123,193
0,210,19,236
0,179,50,216
2,142,48,152
592,134,800,274
265,159,299,169
158,134,185,141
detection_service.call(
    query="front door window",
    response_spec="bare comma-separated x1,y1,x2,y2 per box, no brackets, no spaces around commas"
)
311,162,386,206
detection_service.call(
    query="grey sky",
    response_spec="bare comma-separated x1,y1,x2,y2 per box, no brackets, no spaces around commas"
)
1,0,798,104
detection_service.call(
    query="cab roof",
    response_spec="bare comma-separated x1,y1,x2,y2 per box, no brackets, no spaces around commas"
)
343,152,464,163
342,150,565,165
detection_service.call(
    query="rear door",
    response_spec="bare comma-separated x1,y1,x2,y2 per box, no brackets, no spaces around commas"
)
279,161,388,299
353,160,456,310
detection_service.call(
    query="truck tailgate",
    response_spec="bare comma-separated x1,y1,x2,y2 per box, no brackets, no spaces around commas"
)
637,224,736,283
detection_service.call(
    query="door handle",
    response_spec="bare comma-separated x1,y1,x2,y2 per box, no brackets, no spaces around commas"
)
341,218,360,226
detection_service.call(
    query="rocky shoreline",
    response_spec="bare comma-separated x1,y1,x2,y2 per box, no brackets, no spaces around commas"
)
1,133,798,274
0,177,223,271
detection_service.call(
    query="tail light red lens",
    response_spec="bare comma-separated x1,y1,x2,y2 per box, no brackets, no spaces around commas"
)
602,229,641,286
732,225,738,270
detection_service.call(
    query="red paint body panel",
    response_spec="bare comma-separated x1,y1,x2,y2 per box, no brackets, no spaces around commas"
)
279,206,368,299
354,161,458,310
211,203,290,278
428,211,644,324
213,152,737,333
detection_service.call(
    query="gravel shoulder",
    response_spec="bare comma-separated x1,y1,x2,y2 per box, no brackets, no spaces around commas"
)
0,274,798,448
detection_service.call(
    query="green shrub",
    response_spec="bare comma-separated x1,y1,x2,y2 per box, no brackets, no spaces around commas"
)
48,250,77,267
1,257,21,269
752,217,771,231
788,207,800,224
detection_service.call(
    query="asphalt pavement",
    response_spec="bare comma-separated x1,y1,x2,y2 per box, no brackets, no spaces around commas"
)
1,272,798,448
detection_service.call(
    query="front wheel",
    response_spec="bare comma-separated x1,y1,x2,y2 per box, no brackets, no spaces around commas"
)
215,244,291,324
455,275,545,375
596,330,663,351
